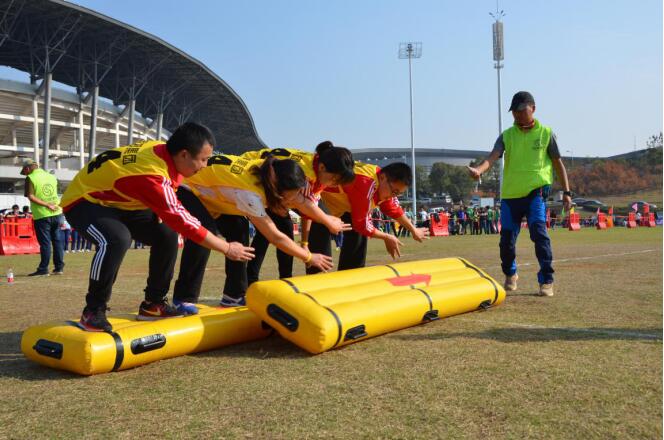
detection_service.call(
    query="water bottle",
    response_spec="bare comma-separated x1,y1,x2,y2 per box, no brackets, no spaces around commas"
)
7,268,14,284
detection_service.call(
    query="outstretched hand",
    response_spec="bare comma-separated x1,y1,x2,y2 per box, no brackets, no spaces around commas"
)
225,242,255,261
466,165,481,180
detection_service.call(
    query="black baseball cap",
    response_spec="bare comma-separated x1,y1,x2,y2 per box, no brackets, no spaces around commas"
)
509,91,535,112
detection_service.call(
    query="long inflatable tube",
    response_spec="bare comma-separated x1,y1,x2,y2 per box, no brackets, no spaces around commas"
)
21,305,271,375
246,257,505,354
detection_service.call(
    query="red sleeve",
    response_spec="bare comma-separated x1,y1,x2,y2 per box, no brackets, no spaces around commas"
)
378,196,404,219
114,175,208,243
299,178,323,222
344,175,377,237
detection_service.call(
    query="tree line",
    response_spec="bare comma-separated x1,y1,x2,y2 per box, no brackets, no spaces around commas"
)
414,132,662,201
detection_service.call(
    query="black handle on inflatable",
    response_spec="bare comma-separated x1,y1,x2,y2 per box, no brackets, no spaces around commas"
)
422,310,440,322
478,300,492,310
267,304,299,332
344,325,368,341
130,334,166,354
33,339,63,359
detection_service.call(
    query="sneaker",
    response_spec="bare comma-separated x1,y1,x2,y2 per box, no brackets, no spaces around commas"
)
137,300,185,321
538,283,554,297
219,294,246,308
173,300,199,315
52,269,64,275
79,307,112,332
28,270,49,277
504,274,518,291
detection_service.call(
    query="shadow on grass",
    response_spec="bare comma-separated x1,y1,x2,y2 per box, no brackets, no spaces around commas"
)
393,327,663,343
193,333,310,360
0,331,80,380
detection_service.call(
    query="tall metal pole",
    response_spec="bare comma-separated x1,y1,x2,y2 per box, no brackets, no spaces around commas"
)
491,8,506,199
399,42,422,216
408,54,416,216
42,72,52,170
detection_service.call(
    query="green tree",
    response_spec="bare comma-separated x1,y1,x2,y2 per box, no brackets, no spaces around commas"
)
646,132,663,149
415,165,430,195
428,162,475,202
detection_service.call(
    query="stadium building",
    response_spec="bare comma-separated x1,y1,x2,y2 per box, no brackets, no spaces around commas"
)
0,0,265,193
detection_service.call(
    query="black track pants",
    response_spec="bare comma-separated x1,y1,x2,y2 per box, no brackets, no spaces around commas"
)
173,188,249,302
65,201,179,310
307,212,367,274
246,209,294,285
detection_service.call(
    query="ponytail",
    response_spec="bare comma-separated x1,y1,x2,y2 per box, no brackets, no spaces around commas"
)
254,158,307,212
315,140,355,185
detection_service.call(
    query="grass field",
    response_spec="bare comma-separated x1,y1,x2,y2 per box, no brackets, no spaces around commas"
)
0,227,661,439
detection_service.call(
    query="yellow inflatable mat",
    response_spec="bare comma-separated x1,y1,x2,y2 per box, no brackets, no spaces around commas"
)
246,257,505,354
21,305,271,375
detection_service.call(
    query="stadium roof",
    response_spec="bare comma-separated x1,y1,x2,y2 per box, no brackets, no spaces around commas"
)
0,0,266,154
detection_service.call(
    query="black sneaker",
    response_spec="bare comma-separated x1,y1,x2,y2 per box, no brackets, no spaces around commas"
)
137,300,185,321
28,270,49,277
79,307,112,332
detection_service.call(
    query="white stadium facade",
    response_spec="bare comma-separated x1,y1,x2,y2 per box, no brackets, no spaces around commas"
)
0,0,266,195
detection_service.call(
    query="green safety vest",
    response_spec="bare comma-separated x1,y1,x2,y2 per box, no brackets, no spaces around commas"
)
27,168,61,220
501,119,553,199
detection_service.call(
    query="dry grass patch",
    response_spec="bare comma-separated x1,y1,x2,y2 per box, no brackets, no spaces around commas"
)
0,227,661,438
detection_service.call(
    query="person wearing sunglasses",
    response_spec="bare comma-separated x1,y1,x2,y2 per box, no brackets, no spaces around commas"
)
305,161,427,274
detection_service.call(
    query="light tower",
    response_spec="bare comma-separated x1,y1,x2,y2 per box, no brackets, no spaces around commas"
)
490,6,505,197
398,42,422,215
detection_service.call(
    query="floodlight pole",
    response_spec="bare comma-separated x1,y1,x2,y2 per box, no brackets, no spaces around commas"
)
491,6,506,199
399,42,422,216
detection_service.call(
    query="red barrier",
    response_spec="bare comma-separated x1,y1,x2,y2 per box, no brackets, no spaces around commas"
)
429,213,449,237
596,213,607,230
643,212,656,227
568,213,581,231
293,222,300,235
626,212,637,228
0,218,40,255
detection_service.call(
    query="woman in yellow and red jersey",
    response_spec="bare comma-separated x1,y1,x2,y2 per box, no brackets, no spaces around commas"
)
240,141,355,285
306,161,427,274
60,123,254,332
172,152,350,311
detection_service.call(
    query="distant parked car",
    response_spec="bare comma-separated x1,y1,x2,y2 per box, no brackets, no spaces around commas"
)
580,199,606,211
630,201,658,211
571,198,587,206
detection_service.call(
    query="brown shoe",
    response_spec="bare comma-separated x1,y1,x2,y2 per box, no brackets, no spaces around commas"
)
504,274,518,291
538,283,554,297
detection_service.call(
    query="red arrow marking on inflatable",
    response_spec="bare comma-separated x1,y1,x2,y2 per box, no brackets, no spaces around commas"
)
386,273,431,287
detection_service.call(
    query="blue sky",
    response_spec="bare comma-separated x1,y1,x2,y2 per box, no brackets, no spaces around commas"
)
29,1,664,156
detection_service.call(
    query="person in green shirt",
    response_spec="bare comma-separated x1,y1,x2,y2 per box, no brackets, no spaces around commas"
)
467,91,572,297
21,159,65,276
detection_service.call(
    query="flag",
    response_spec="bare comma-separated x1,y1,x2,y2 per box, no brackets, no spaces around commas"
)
596,206,600,216
609,206,613,216
569,206,575,214
631,203,638,212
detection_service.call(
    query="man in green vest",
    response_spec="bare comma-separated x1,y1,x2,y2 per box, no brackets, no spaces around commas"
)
467,91,572,296
21,159,65,276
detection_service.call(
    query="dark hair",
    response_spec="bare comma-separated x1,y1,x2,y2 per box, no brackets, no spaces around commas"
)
11,204,18,210
254,158,307,212
166,122,216,156
315,141,355,185
381,162,412,186
22,205,29,212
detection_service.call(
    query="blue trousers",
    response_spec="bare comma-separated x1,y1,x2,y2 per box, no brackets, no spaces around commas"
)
34,214,65,272
500,190,554,284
